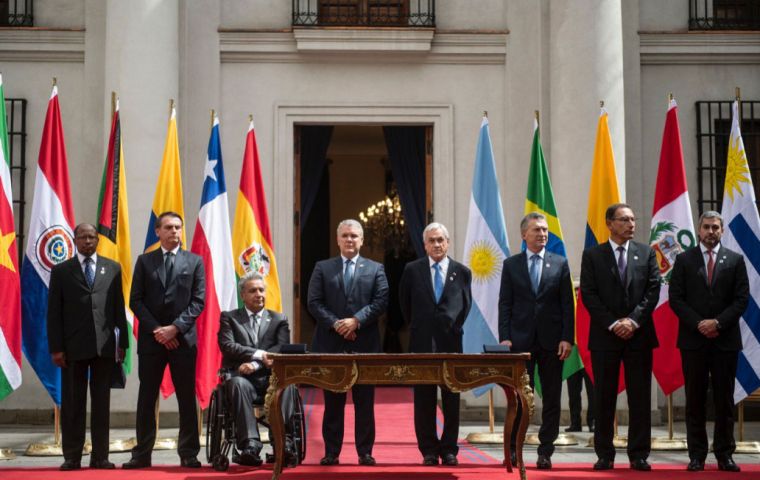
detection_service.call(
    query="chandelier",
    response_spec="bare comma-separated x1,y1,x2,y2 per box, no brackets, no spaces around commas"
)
358,191,410,257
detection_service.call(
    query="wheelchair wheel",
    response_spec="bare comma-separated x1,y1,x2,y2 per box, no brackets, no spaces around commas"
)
205,388,224,465
288,387,307,464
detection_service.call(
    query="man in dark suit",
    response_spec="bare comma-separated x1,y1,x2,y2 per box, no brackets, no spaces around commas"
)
399,222,472,467
123,212,205,469
669,211,749,473
47,223,128,471
218,271,296,467
498,213,574,470
307,219,389,466
580,203,660,471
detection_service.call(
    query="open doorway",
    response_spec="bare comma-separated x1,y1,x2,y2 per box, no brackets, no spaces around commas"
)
294,124,432,352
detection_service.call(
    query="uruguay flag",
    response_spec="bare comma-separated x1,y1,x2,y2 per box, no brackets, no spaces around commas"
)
463,116,510,363
720,100,760,403
190,114,236,409
20,85,75,405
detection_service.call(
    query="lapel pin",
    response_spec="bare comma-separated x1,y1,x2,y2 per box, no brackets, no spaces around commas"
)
545,264,550,268
100,267,105,274
634,256,639,261
719,260,724,264
449,276,454,281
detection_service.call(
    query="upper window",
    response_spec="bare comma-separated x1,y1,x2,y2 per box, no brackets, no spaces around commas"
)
0,0,33,26
690,0,760,30
293,0,435,27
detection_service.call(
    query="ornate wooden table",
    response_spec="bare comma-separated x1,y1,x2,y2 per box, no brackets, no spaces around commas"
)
265,353,534,480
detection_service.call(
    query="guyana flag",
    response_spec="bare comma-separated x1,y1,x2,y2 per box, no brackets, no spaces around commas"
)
96,98,135,373
232,119,281,311
524,116,582,396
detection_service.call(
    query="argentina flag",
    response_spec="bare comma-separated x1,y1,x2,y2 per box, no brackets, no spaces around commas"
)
462,116,510,367
720,100,760,403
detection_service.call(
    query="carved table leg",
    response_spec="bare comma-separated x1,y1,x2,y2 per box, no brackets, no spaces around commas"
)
266,380,285,480
501,385,516,473
516,370,534,480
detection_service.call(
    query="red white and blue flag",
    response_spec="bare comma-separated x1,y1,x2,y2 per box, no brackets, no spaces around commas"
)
190,114,236,409
20,85,75,405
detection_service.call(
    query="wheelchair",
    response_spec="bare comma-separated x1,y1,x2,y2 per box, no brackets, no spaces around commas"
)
205,370,306,471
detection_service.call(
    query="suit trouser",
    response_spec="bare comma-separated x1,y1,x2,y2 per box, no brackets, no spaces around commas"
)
60,356,114,462
511,349,562,457
591,348,652,462
323,385,375,456
681,347,738,461
225,376,296,452
132,349,199,460
414,385,460,457
567,368,594,428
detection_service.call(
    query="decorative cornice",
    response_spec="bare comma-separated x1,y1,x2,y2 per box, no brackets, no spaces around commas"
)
0,29,85,63
640,31,760,65
220,30,506,65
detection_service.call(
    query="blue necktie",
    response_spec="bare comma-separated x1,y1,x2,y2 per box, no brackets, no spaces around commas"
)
84,257,95,288
344,259,354,293
529,254,540,294
433,262,443,302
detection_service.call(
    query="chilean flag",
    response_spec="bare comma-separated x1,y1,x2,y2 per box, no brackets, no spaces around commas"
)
20,85,75,405
190,114,236,409
649,98,693,395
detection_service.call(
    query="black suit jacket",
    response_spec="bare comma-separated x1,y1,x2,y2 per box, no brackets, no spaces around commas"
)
47,255,129,361
399,256,472,353
580,241,660,351
308,255,389,353
130,249,205,354
498,251,574,352
669,244,749,351
218,307,290,387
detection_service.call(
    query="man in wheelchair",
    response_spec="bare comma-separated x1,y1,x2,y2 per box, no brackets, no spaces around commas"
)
218,272,298,467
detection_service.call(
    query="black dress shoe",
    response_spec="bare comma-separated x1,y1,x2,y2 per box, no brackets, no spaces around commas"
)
320,454,340,466
122,458,151,469
564,425,582,432
422,454,438,466
238,448,263,467
441,453,458,466
630,459,651,471
59,460,81,471
180,456,202,468
593,458,614,470
284,447,298,468
89,459,115,469
687,459,705,471
536,454,552,470
717,457,741,472
358,454,376,466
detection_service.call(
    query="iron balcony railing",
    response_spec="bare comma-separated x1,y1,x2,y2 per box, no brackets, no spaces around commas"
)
0,0,33,26
293,0,434,27
690,0,760,30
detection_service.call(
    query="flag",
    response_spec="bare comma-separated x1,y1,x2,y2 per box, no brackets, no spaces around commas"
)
720,100,760,403
191,114,236,409
0,74,22,400
462,116,510,394
649,98,695,395
96,99,135,374
231,119,282,312
20,85,75,405
144,105,185,398
575,108,622,390
524,117,582,396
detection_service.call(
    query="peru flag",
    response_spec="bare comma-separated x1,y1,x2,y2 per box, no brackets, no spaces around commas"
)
190,114,236,409
649,98,694,395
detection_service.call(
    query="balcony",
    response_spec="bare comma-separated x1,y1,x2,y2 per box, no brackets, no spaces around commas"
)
293,0,435,28
0,0,32,26
690,0,760,30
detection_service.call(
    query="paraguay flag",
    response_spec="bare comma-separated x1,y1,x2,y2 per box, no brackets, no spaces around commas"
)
20,84,75,405
191,113,236,409
462,116,510,372
232,118,282,312
720,100,760,403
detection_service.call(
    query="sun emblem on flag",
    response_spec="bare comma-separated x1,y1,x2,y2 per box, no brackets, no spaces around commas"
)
240,242,271,276
724,135,750,203
35,225,74,272
467,240,502,283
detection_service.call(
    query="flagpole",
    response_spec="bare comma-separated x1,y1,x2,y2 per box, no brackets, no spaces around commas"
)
651,394,688,450
153,396,178,450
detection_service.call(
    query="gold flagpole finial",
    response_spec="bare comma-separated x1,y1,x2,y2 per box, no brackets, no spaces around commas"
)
668,92,674,102
534,110,540,124
483,110,488,118
169,99,175,116
599,100,605,109
736,87,741,102
248,114,253,124
52,77,57,87
210,109,215,129
111,92,117,116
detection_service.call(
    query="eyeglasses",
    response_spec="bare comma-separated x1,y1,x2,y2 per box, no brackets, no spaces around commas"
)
612,216,636,223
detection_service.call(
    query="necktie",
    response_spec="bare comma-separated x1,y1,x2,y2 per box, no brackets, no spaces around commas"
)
433,262,444,302
164,251,175,284
84,257,95,288
344,259,354,293
617,246,627,283
707,250,715,285
251,313,260,344
529,254,540,294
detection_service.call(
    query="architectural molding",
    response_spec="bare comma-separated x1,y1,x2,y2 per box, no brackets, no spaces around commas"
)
220,30,506,64
640,31,760,65
0,29,85,63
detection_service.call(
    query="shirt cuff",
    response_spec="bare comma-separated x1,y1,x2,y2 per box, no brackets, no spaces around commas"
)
630,319,640,329
608,320,620,331
251,350,265,361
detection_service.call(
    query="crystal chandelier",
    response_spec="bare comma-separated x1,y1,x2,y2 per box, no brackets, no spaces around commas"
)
358,190,410,257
